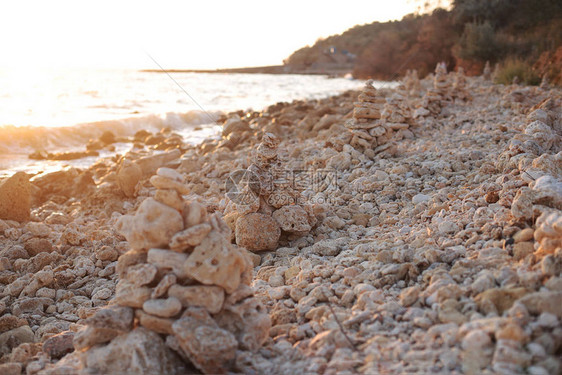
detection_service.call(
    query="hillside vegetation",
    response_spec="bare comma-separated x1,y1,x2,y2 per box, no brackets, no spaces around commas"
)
285,0,562,84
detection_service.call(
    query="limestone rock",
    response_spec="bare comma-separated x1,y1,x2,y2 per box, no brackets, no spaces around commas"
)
168,284,225,314
215,295,271,351
272,205,312,233
142,297,182,318
125,263,158,286
235,213,281,251
147,249,189,279
513,228,534,243
80,327,186,375
150,175,189,195
461,329,493,374
114,280,152,308
518,291,562,318
0,326,34,356
399,286,420,307
115,198,184,251
156,167,183,182
475,287,529,315
94,245,118,261
172,308,238,374
496,323,528,343
84,305,134,331
154,188,183,211
0,315,27,334
513,242,534,260
182,201,207,228
183,231,247,294
222,115,250,137
25,222,50,237
42,331,75,359
116,250,147,279
135,310,174,335
0,172,31,222
534,211,562,255
169,223,212,252
0,363,22,375
151,273,177,299
73,326,124,352
135,149,181,176
117,160,142,198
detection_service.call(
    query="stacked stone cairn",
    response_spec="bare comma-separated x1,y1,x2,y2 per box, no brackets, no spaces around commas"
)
540,74,550,90
452,67,471,101
417,62,452,117
379,93,414,143
497,97,562,273
403,69,421,96
344,80,384,154
492,62,500,82
70,167,271,374
434,62,451,98
483,61,492,81
224,132,317,252
345,80,414,156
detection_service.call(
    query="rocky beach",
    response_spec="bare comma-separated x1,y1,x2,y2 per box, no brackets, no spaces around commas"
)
0,67,561,375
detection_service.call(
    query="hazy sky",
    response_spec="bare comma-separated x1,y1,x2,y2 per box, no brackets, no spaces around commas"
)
0,0,449,70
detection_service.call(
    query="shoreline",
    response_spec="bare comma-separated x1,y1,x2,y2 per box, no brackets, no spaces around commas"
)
140,64,354,77
0,73,561,374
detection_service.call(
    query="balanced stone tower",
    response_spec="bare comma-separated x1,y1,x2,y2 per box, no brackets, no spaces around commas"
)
345,80,413,156
68,167,271,374
224,132,317,252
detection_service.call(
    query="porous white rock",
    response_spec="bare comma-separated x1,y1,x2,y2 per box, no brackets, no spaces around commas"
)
116,198,184,251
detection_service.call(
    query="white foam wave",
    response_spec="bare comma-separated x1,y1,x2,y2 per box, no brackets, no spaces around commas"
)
0,110,220,155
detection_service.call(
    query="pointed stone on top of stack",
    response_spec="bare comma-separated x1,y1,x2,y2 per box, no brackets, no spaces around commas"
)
483,61,492,81
433,62,451,99
452,67,471,101
540,74,550,90
492,62,500,82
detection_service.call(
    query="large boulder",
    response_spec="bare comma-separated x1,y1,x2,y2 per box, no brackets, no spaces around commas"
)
0,172,31,222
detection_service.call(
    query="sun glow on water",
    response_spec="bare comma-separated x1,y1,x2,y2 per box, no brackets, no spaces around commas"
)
0,69,367,128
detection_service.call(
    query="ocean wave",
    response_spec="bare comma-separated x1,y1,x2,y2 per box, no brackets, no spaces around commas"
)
0,110,221,155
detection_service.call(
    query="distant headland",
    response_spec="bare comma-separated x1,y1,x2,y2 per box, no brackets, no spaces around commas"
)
141,63,354,77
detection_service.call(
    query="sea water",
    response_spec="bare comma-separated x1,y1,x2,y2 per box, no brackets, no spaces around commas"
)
0,68,392,176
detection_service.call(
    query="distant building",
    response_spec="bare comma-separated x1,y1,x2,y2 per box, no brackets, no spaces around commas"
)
322,46,356,64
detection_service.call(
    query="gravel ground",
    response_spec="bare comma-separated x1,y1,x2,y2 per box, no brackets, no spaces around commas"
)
0,71,560,375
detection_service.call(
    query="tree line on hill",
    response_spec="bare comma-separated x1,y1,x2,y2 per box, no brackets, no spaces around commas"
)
284,0,562,85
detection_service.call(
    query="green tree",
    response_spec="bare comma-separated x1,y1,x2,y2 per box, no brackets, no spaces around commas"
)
456,21,502,62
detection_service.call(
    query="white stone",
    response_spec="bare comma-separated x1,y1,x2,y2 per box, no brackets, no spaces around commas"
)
412,193,431,204
156,167,183,182
115,198,184,251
